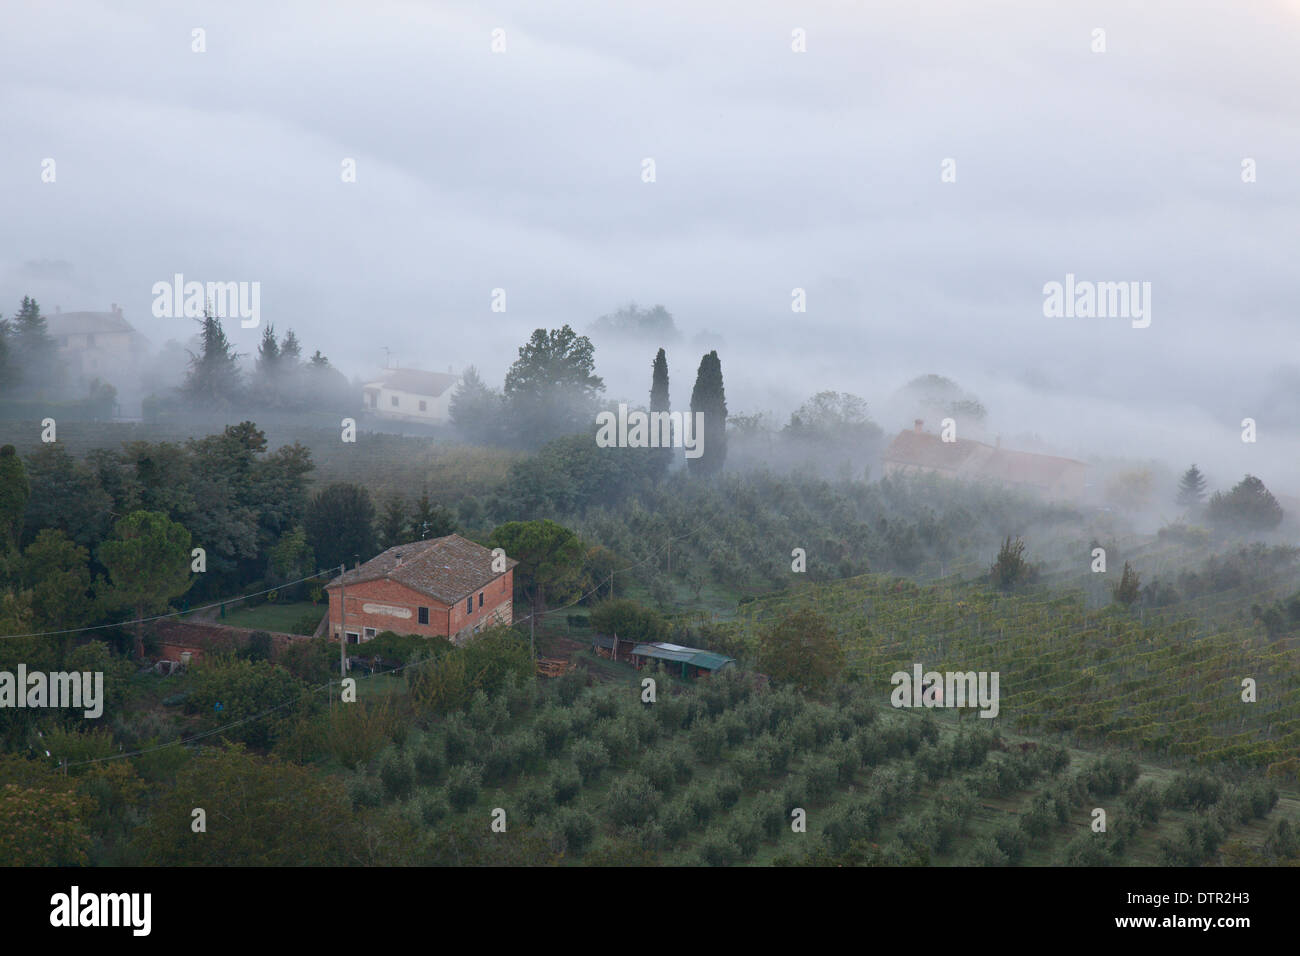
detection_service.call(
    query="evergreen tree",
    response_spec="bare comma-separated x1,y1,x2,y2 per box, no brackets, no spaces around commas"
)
255,323,281,405
687,350,727,477
1112,561,1141,607
1207,475,1284,533
411,492,456,540
1176,464,1208,509
9,297,58,392
649,348,671,481
0,445,29,552
378,496,410,548
450,365,505,444
279,329,302,364
182,310,242,408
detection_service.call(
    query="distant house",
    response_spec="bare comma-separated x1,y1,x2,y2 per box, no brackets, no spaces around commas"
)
324,534,517,645
46,305,150,387
362,367,460,424
883,419,1086,499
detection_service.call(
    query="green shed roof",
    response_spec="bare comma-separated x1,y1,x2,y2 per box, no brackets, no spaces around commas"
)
630,642,736,671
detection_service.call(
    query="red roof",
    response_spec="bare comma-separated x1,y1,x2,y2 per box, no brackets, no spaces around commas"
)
884,430,1084,490
325,534,517,605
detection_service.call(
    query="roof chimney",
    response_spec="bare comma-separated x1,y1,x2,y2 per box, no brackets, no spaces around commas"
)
914,419,924,434
395,551,403,566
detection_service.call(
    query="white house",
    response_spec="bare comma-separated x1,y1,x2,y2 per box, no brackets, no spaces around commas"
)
46,305,150,387
362,367,460,424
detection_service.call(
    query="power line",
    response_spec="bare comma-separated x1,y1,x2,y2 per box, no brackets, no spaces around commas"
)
0,568,342,642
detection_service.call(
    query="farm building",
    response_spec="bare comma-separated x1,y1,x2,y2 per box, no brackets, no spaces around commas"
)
362,367,460,425
629,642,736,679
325,534,517,645
883,419,1086,500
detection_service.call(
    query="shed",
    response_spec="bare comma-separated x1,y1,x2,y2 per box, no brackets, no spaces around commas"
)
630,642,736,679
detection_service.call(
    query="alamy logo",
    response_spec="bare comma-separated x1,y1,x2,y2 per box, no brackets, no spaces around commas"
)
1042,273,1151,328
50,886,151,936
151,273,261,328
0,667,103,718
890,663,1000,718
595,403,706,459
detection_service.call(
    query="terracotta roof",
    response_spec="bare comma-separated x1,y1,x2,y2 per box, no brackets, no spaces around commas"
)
978,446,1084,490
325,534,517,605
47,311,141,337
884,429,1084,489
364,368,460,397
882,430,986,472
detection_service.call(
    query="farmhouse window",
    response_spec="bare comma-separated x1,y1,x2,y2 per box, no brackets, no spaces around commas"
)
478,592,484,609
419,400,427,411
391,395,399,407
364,627,377,640
418,606,429,625
466,596,473,614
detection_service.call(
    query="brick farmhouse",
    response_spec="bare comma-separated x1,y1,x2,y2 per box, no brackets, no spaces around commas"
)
325,534,517,645
883,420,1087,500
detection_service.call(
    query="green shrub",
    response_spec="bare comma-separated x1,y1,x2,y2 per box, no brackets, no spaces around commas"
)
697,833,738,867
691,721,726,764
683,782,718,826
607,773,659,829
446,763,484,811
804,756,837,802
550,764,582,805
729,810,763,860
442,715,478,766
1062,832,1111,867
661,799,694,842
243,631,274,662
571,739,611,784
413,742,445,786
379,747,415,801
714,772,742,809
549,807,596,855
640,749,679,796
756,791,787,839
993,824,1027,864
1163,772,1222,811
535,706,570,755
348,772,383,810
418,791,449,825
964,836,1009,867
516,777,557,824
1125,780,1162,826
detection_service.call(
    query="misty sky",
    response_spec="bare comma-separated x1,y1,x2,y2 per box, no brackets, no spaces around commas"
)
3,0,1299,489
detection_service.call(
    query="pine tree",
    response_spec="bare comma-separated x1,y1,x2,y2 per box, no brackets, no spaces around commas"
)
1176,464,1207,509
688,350,727,477
279,329,302,364
182,310,242,408
1112,561,1141,607
411,492,456,540
9,297,58,392
378,495,410,548
255,323,281,405
649,348,671,481
450,365,505,444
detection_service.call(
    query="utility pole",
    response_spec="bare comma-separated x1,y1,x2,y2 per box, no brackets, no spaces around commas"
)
338,563,347,697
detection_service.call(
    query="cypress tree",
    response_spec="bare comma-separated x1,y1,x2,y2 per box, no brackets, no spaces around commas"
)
688,350,727,477
650,348,671,481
